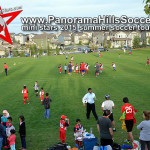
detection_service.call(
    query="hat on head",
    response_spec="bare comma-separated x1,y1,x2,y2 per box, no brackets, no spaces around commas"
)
3,110,8,113
61,115,67,120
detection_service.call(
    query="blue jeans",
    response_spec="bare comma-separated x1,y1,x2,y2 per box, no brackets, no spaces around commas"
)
21,136,26,149
10,144,16,150
113,67,116,71
44,109,50,119
0,138,3,150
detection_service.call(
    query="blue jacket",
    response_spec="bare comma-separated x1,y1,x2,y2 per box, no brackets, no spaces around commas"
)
0,124,6,138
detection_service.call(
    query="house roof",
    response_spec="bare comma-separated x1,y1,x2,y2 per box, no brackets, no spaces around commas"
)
32,33,57,39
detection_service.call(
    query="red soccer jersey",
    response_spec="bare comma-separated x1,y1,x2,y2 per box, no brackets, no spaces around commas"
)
60,120,67,131
40,90,44,99
22,89,28,96
121,103,135,120
4,64,8,69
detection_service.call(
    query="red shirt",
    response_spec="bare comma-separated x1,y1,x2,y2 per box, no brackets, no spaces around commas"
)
40,90,44,99
121,103,135,120
4,64,8,69
60,120,69,131
8,134,16,146
81,64,85,70
22,89,28,96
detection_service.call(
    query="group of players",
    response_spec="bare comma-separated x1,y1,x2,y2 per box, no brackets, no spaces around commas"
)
58,56,104,77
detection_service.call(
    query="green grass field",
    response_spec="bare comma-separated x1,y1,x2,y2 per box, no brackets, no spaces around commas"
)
0,48,150,150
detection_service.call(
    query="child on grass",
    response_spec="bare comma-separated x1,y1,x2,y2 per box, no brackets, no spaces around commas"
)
33,81,39,97
59,115,69,143
39,88,44,105
8,129,16,150
74,119,83,148
19,116,26,150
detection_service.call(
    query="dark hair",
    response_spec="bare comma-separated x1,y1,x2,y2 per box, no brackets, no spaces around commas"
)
24,85,26,89
123,97,129,103
10,129,15,134
19,115,25,122
46,93,49,96
88,88,92,91
76,119,81,122
103,110,111,116
41,88,43,90
7,117,12,121
143,111,150,120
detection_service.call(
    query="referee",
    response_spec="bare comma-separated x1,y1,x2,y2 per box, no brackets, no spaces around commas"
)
82,88,98,120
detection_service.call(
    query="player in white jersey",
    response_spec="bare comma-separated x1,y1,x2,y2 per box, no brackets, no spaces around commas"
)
101,94,116,131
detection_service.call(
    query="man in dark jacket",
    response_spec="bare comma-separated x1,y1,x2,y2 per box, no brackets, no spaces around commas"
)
43,93,52,119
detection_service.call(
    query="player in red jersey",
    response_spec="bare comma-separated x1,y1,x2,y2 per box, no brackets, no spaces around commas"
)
22,85,29,104
39,88,44,105
121,97,136,143
59,115,69,143
3,63,8,76
81,62,85,76
145,57,150,66
58,64,62,74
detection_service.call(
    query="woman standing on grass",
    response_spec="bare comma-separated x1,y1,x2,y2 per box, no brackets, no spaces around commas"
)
137,111,150,150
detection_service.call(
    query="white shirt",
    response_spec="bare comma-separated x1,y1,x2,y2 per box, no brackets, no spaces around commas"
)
76,65,79,70
101,100,114,113
64,65,67,70
82,92,96,104
113,64,116,67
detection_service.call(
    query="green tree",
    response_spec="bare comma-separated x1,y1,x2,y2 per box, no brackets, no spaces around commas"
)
133,36,140,49
79,41,82,45
144,0,150,15
39,47,43,55
12,48,18,57
108,41,111,48
148,37,150,45
142,37,147,47
103,40,107,48
4,49,9,57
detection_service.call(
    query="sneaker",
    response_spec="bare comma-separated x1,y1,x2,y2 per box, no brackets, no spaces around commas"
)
28,102,30,104
3,146,9,149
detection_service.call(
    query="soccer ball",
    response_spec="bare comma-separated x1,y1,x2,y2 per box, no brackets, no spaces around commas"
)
83,99,88,103
0,16,5,33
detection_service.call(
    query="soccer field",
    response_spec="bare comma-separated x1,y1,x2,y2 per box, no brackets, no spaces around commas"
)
0,49,150,150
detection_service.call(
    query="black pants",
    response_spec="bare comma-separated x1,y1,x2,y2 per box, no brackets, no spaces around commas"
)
5,69,7,76
100,138,113,146
86,103,98,120
65,70,67,74
140,140,150,150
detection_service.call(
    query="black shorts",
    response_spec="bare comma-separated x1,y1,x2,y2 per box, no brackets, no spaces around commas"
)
35,90,38,93
100,138,113,146
125,119,133,132
109,113,114,121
